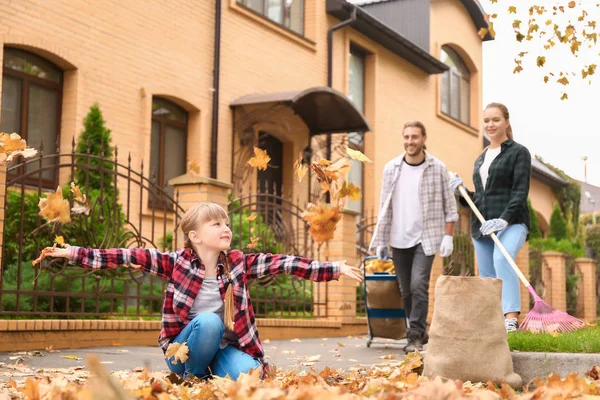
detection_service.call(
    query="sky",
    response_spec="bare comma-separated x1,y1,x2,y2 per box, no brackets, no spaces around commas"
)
479,0,600,186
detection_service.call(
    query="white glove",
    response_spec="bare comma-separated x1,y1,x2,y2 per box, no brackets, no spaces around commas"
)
439,235,454,258
480,218,508,236
376,245,390,260
448,174,464,195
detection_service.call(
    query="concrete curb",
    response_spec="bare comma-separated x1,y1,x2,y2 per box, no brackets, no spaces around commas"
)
511,352,600,384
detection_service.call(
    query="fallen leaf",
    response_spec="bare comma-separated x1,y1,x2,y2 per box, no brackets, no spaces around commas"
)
188,159,201,176
246,236,260,249
291,338,302,343
60,355,82,360
54,235,65,247
70,182,86,203
32,246,58,267
346,147,372,163
337,181,361,201
165,341,189,365
301,203,341,243
305,355,321,362
338,342,345,348
245,213,257,221
247,147,271,171
38,187,71,224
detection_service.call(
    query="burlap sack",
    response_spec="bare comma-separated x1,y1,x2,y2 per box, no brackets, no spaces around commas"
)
423,276,522,388
366,279,406,340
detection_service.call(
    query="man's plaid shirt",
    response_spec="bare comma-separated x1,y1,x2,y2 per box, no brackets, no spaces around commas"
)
68,246,341,366
460,139,531,239
369,152,458,256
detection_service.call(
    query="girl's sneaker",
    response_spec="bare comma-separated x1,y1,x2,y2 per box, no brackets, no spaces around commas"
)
505,318,518,333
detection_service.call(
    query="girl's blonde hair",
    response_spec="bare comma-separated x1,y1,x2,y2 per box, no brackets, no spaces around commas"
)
180,202,235,330
485,102,513,140
180,202,229,249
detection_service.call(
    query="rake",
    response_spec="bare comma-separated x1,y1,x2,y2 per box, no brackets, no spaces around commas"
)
451,173,585,334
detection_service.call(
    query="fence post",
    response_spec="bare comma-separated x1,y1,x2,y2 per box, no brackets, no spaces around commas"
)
516,241,530,320
322,209,360,322
169,174,232,247
0,165,6,272
541,251,567,312
574,257,597,321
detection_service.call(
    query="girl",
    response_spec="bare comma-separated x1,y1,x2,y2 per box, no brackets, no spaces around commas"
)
449,103,531,333
37,202,363,379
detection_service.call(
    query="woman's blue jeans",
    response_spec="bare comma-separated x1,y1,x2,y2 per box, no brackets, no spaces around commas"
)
165,312,261,380
472,223,528,315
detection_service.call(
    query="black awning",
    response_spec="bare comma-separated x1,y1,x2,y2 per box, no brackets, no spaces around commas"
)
230,86,371,135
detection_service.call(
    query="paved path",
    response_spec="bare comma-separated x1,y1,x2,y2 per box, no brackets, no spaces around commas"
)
0,335,412,380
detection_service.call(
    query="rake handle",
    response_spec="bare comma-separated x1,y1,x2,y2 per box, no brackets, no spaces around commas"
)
452,174,532,289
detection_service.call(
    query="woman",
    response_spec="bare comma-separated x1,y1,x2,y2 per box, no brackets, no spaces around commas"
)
450,102,531,332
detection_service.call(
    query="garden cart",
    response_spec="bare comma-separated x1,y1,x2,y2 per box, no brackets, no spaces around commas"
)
362,255,408,347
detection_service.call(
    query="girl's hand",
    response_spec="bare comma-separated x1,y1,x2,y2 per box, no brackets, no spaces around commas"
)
339,261,363,283
32,246,70,266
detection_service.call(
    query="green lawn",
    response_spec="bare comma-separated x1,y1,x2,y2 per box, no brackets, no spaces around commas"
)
508,323,600,353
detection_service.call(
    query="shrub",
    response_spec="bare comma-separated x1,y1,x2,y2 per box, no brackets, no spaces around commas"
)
549,204,568,241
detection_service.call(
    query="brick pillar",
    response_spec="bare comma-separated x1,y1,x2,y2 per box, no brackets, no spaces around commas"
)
515,241,530,321
541,251,567,312
575,257,597,321
169,174,232,246
0,165,6,271
427,255,444,326
320,209,359,322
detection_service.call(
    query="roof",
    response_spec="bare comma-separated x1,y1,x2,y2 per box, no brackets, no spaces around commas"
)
531,158,568,188
326,0,449,74
348,0,493,41
230,86,371,135
578,180,600,215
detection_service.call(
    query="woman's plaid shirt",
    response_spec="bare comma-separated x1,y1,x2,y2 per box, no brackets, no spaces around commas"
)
68,246,341,366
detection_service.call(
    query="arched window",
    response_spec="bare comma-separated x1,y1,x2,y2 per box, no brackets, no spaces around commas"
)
440,46,470,125
150,97,188,206
1,48,63,185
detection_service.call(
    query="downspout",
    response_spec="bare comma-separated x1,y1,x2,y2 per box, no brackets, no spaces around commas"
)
326,6,357,161
210,0,222,179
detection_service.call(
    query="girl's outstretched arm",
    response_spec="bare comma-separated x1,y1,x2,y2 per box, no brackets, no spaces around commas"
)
243,253,362,283
34,246,176,280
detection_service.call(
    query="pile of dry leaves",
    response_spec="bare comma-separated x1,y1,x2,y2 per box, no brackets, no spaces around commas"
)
1,352,599,400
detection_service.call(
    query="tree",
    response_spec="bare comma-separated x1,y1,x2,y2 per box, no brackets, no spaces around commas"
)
549,204,568,240
528,199,542,239
75,104,115,197
482,1,599,99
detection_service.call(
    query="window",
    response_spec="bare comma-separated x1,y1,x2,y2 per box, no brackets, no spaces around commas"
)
237,0,304,35
150,97,187,207
1,48,63,186
440,46,470,125
346,46,366,214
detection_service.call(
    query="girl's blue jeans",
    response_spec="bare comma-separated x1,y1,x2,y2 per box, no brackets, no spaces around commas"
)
165,312,261,380
472,223,528,316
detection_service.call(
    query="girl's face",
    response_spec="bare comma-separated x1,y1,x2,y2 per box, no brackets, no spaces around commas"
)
483,107,509,141
191,217,232,252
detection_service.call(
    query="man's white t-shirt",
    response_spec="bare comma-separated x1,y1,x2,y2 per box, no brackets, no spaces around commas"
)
479,146,502,188
389,160,426,249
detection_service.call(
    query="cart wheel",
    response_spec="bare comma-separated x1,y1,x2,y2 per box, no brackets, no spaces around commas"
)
366,339,372,348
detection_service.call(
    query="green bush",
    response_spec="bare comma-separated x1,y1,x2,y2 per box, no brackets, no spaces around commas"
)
529,237,585,258
75,103,115,197
585,225,600,258
528,199,542,239
549,204,568,241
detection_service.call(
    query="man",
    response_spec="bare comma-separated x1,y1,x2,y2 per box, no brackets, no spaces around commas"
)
370,120,458,353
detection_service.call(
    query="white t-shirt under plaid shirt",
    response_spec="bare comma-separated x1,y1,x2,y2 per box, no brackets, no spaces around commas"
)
390,160,426,249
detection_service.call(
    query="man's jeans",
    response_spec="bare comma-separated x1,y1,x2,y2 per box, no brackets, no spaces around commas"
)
391,243,435,336
473,223,528,315
165,312,261,380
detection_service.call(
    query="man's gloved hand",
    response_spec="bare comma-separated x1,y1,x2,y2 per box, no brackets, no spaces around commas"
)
376,245,389,260
480,218,508,236
448,174,464,195
439,235,454,257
